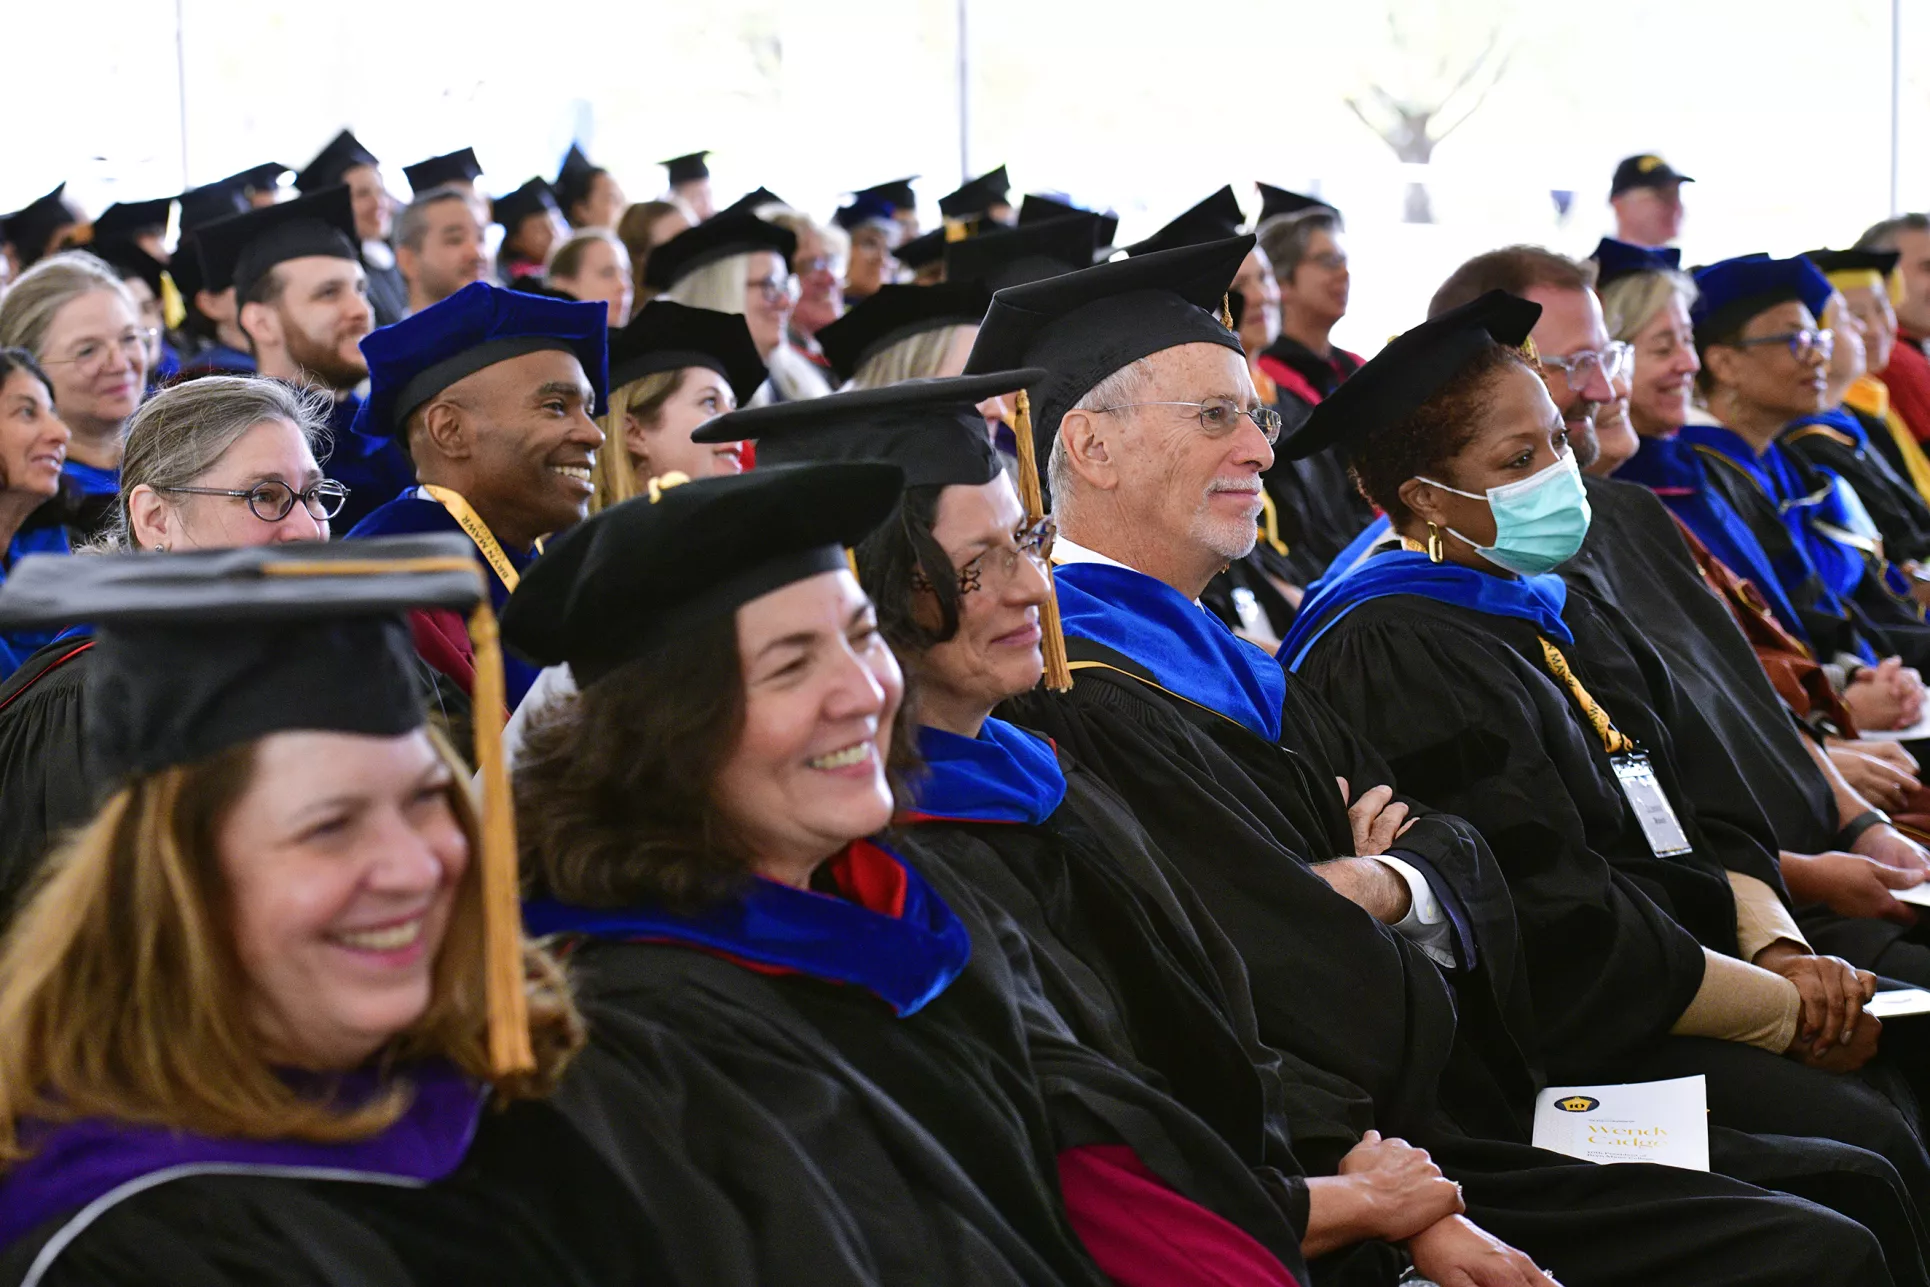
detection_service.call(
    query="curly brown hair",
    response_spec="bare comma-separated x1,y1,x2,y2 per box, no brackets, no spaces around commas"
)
1346,340,1538,526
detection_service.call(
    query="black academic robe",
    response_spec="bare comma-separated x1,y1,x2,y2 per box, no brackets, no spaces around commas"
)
365,259,409,329
1294,575,1930,1231
0,633,92,924
1786,413,1930,565
1256,338,1377,586
558,873,1308,1287
1201,542,1300,643
902,763,1908,1287
0,1100,667,1286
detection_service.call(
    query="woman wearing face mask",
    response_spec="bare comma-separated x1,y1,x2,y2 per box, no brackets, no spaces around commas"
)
505,463,1313,1287
588,300,766,513
0,376,341,926
646,214,832,406
0,351,70,676
0,539,665,1285
1276,295,1930,1224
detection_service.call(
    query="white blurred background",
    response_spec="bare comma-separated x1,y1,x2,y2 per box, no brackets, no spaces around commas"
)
5,0,1926,354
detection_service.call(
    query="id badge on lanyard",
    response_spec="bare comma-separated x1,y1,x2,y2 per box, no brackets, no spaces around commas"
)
1610,750,1692,857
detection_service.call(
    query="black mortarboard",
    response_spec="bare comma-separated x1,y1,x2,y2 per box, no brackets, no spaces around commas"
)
0,533,539,1077
404,147,483,194
235,162,294,197
1610,154,1694,198
1805,247,1901,280
555,142,600,211
1280,290,1541,463
295,129,379,194
1256,183,1334,223
89,198,174,244
492,178,562,231
938,166,1010,220
962,236,1251,493
608,299,766,405
945,215,1102,292
1589,236,1682,288
663,152,711,186
506,276,578,302
643,212,796,293
502,463,904,685
1124,186,1245,258
356,280,609,438
1018,194,1119,254
695,371,1039,490
179,174,254,232
1690,254,1832,347
814,283,991,382
854,177,919,212
715,186,790,220
0,536,481,786
2,184,81,267
195,185,359,299
894,227,947,272
91,240,168,302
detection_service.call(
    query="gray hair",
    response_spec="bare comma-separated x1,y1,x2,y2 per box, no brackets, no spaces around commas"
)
395,186,476,254
1048,359,1150,515
1855,214,1930,253
103,376,331,551
0,251,138,359
1255,209,1344,282
848,324,974,390
1599,270,1699,343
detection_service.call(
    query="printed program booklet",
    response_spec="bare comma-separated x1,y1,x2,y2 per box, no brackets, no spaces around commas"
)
1531,1075,1709,1171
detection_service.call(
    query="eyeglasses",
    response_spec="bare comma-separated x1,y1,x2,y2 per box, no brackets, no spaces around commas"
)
1734,328,1834,361
42,327,157,375
794,255,845,277
748,274,797,303
913,516,1057,597
155,479,350,523
1537,341,1633,388
1304,251,1348,272
1090,398,1284,445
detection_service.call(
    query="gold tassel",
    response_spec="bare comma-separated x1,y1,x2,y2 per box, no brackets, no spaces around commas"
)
160,270,186,332
1219,293,1235,331
1011,389,1072,692
467,601,535,1077
1257,490,1289,557
944,217,975,243
845,548,860,577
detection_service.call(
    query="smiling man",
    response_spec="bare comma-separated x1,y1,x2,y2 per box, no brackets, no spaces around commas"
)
347,281,607,710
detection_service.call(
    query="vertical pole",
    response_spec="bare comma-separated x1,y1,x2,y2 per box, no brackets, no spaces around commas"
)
956,0,970,182
1892,0,1903,215
175,0,191,188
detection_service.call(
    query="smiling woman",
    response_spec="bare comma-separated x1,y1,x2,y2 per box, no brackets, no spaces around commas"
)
0,352,69,675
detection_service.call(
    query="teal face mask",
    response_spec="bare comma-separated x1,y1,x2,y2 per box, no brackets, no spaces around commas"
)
1415,452,1592,575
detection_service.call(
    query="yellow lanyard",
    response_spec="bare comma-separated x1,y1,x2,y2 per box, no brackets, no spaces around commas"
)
1257,489,1290,557
420,485,523,593
1537,636,1636,756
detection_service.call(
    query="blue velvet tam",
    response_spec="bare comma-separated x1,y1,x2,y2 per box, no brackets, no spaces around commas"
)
1690,254,1834,347
355,281,609,438
832,190,903,232
1589,237,1681,288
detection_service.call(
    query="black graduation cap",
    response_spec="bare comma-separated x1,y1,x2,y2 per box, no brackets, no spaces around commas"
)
0,532,539,1077
194,184,359,299
642,212,796,293
1805,247,1901,280
945,215,1102,292
2,184,81,267
1124,186,1245,258
178,173,254,232
295,129,379,194
1610,154,1694,198
1018,194,1119,253
1255,183,1334,223
694,371,1039,491
492,177,562,231
854,177,919,212
894,227,947,272
1279,290,1541,463
235,162,295,197
404,147,483,194
938,166,1010,220
555,142,601,211
962,235,1251,493
814,283,991,382
663,152,711,186
608,299,766,405
501,463,904,685
89,198,174,244
91,240,169,303
715,186,790,220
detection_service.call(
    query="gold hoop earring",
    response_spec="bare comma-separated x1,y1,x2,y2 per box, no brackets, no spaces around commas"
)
1425,523,1444,564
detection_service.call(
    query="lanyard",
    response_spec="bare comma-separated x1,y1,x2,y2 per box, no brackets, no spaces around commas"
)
1536,636,1637,756
419,485,523,593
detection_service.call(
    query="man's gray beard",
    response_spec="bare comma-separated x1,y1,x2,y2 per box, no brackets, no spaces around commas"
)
1188,502,1261,562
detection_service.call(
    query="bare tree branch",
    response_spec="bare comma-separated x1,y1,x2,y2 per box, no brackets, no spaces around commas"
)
1344,95,1397,148
1430,48,1511,143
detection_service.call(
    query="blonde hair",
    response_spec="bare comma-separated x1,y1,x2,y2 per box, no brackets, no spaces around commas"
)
546,227,627,284
849,324,975,390
0,251,138,360
0,730,580,1167
662,253,753,316
590,369,684,512
1599,269,1698,344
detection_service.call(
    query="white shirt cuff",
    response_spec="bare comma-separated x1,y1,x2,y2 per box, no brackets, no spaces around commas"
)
1376,854,1456,968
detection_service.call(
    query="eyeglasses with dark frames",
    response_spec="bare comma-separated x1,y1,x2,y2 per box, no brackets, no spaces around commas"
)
155,478,350,523
1733,328,1834,361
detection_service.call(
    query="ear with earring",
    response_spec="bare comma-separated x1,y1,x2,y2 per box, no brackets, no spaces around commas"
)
152,544,167,553
1425,523,1444,564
